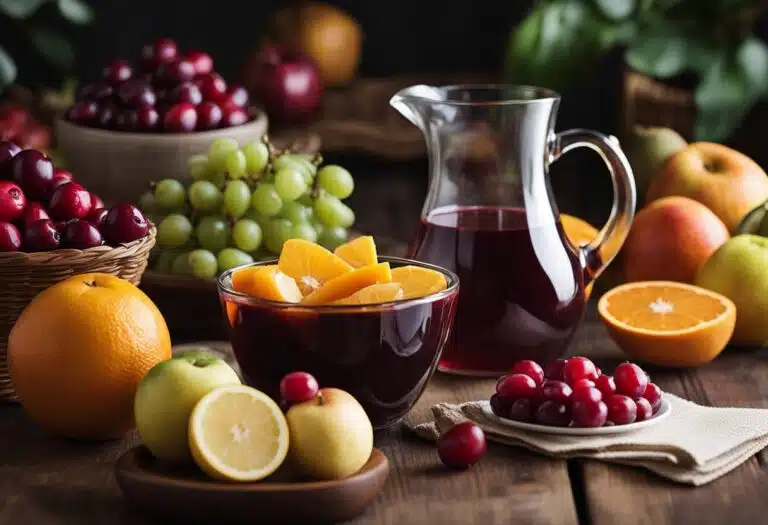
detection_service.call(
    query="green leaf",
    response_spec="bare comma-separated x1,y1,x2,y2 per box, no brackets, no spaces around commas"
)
57,0,93,24
593,0,635,21
505,0,618,92
29,28,75,69
626,31,688,78
0,0,49,18
0,45,17,91
694,38,768,141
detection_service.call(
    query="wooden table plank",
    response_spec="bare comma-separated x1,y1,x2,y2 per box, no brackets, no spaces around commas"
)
578,318,768,525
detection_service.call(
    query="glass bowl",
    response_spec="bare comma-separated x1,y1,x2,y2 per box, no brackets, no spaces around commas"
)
217,256,459,429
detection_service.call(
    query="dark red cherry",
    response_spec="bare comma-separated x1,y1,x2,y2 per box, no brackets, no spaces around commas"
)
140,38,178,70
158,59,195,85
563,356,599,385
437,422,486,469
0,221,21,251
24,219,61,251
84,207,108,228
544,359,567,381
102,202,149,244
103,59,133,85
117,78,156,107
279,371,319,404
163,103,197,132
8,149,54,201
136,106,160,131
48,182,92,220
540,380,572,405
511,360,544,387
20,201,49,228
614,362,649,399
196,101,222,130
572,399,608,428
594,375,617,399
67,101,99,124
62,219,103,249
171,82,203,105
185,50,213,75
220,105,249,127
196,73,227,100
0,180,26,222
606,395,637,425
534,400,571,427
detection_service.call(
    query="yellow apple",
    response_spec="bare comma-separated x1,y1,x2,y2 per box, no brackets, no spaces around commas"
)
134,350,241,463
647,142,768,233
285,388,373,480
695,234,768,346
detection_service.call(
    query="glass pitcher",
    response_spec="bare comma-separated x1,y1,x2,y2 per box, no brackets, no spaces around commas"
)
390,85,635,376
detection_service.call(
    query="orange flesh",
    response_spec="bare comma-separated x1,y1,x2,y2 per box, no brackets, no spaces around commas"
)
302,262,392,305
278,239,353,295
334,235,378,268
390,265,448,300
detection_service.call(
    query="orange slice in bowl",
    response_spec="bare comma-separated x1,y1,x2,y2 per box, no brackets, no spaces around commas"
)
231,264,276,294
302,262,392,305
278,239,353,295
234,266,303,303
390,265,448,300
334,282,404,305
334,235,378,268
598,281,736,367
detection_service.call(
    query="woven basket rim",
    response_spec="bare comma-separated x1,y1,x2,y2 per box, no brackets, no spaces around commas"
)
0,225,156,265
55,111,268,142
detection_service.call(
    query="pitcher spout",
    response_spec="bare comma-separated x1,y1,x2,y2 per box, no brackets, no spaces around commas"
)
389,84,446,130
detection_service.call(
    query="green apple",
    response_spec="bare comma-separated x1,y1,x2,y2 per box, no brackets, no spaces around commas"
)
286,388,373,480
134,350,241,463
695,234,768,345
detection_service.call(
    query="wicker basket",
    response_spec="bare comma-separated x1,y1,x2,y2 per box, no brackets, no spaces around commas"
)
0,226,157,403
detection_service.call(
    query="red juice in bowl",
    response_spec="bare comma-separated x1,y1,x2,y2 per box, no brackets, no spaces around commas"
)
409,205,586,375
218,257,459,429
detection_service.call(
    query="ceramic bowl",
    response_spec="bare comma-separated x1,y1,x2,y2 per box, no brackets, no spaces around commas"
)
55,111,268,205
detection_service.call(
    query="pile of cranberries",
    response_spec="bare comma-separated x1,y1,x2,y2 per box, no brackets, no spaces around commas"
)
490,357,663,428
0,141,150,252
66,38,253,133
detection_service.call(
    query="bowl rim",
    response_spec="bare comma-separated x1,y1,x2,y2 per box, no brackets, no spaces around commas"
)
55,109,267,142
217,255,460,313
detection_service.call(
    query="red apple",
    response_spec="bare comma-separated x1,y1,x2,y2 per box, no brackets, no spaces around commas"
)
246,44,323,123
647,142,768,233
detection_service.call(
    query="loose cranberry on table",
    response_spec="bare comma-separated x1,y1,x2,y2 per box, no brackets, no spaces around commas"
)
24,219,61,251
7,149,54,201
0,221,22,252
62,219,103,249
279,371,320,405
102,202,149,244
49,182,92,220
437,422,486,469
511,360,544,387
0,180,25,222
613,362,649,399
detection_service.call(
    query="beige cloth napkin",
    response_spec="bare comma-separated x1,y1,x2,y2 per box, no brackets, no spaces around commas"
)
408,393,768,486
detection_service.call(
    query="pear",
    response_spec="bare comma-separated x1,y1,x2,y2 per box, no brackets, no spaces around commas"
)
625,126,688,207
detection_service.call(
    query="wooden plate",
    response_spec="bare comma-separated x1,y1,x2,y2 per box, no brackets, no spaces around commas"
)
115,446,389,525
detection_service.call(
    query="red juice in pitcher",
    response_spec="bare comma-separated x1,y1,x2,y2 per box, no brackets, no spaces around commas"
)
409,205,586,375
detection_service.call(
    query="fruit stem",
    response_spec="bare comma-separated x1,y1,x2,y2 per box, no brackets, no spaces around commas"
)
316,391,325,406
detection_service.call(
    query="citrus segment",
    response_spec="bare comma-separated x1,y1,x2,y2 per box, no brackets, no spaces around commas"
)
237,266,302,303
278,239,353,295
302,262,392,305
598,281,736,367
334,282,404,305
231,264,276,294
390,265,448,299
334,235,378,268
188,384,289,482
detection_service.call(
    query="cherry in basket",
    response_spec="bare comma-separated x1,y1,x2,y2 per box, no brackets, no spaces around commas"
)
489,356,665,429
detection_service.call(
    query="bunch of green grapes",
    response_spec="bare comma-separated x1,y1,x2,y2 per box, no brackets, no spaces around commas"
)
141,136,355,279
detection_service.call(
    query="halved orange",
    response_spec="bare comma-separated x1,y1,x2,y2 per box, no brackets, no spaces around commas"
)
334,236,378,268
278,239,353,295
598,281,736,367
235,266,303,303
302,262,392,305
390,265,447,300
334,282,404,305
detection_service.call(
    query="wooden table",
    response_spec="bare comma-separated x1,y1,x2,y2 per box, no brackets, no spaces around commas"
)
2,161,768,524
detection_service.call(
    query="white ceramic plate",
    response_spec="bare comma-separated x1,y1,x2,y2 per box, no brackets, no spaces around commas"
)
481,397,672,436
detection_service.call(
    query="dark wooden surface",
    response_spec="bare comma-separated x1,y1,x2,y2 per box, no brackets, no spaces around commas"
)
2,161,768,524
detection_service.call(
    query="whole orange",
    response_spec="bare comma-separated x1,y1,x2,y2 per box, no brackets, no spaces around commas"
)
8,273,171,440
622,196,730,284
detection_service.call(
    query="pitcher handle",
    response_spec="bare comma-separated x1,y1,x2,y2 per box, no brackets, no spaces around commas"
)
549,129,636,283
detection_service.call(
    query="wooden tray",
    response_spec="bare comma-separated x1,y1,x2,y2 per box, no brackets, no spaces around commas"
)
273,73,497,161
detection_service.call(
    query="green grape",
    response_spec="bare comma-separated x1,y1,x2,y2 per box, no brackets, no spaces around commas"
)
217,248,254,273
171,252,193,276
208,171,227,187
275,154,316,185
188,154,210,181
242,141,269,175
281,201,312,224
157,214,193,248
152,250,178,274
196,215,229,252
292,222,318,243
138,191,159,214
188,181,223,212
154,179,187,209
274,169,307,201
223,180,251,218
313,220,325,239
208,138,240,173
251,183,283,216
232,219,263,252
297,193,314,207
264,218,293,254
319,226,348,250
314,194,355,228
317,165,354,199
226,149,247,179
188,249,218,278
